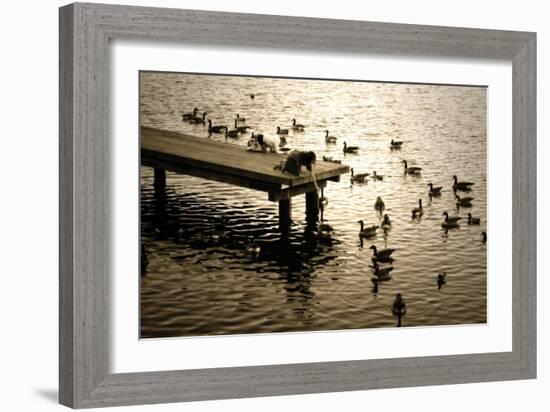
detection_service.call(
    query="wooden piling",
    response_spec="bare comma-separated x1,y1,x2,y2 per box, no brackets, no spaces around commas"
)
153,167,166,192
305,190,319,224
278,199,292,233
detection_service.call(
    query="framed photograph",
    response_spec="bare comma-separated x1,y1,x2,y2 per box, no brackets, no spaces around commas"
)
59,2,536,408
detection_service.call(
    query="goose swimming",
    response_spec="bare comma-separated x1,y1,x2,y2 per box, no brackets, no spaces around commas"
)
372,262,394,279
343,142,359,154
370,245,396,262
401,160,422,175
234,119,251,134
452,175,474,191
358,220,379,238
374,196,385,213
481,231,487,243
456,194,474,207
467,213,481,225
390,139,403,148
442,211,461,224
225,127,239,138
382,214,391,228
392,293,407,317
189,112,208,124
276,126,289,135
372,171,384,181
427,183,442,196
350,168,369,183
324,130,337,143
182,107,199,121
236,113,246,123
207,119,227,134
437,272,447,289
412,198,423,214
292,119,306,131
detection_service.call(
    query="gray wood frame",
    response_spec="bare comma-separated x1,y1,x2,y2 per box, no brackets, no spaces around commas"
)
59,2,536,408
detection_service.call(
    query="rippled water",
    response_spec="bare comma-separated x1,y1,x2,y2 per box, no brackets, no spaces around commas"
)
140,72,487,338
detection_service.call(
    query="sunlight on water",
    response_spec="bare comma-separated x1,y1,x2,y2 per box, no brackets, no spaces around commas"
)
140,72,487,338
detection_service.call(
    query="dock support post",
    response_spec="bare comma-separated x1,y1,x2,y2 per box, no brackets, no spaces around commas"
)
305,190,319,224
153,167,166,193
278,199,292,233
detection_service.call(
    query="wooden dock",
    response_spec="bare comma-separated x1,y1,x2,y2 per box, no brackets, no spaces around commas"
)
141,127,350,232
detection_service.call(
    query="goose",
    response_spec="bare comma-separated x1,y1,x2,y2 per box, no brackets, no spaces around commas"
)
182,107,199,121
292,119,306,131
225,127,239,139
322,156,342,164
234,119,251,134
442,211,461,224
456,194,474,207
452,175,474,191
358,220,379,238
371,262,394,279
401,160,422,174
249,94,255,99
350,168,369,183
276,126,289,135
324,130,337,143
236,114,246,123
370,245,395,262
372,171,384,181
467,213,481,225
207,119,227,134
246,237,261,259
412,198,423,214
437,272,447,289
392,293,407,317
318,223,334,239
343,142,359,154
374,196,385,213
481,231,487,243
382,214,392,228
189,112,208,124
412,210,420,220
427,183,443,196
390,139,403,148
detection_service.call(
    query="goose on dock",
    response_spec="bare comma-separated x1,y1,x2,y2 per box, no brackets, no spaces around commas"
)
189,112,208,124
350,168,369,183
324,130,337,143
292,119,306,131
207,119,227,134
427,183,442,195
452,175,474,191
182,107,199,121
358,220,379,238
401,160,422,175
456,194,474,207
372,171,383,181
343,142,359,154
276,126,289,135
374,196,385,213
467,213,481,225
370,245,395,262
390,139,403,148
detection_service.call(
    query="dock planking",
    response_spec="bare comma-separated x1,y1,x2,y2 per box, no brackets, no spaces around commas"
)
141,126,350,231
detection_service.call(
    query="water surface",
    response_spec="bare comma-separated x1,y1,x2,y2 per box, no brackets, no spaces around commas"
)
140,72,487,338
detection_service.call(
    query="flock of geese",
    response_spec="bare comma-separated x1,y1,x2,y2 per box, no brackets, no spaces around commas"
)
179,105,487,326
